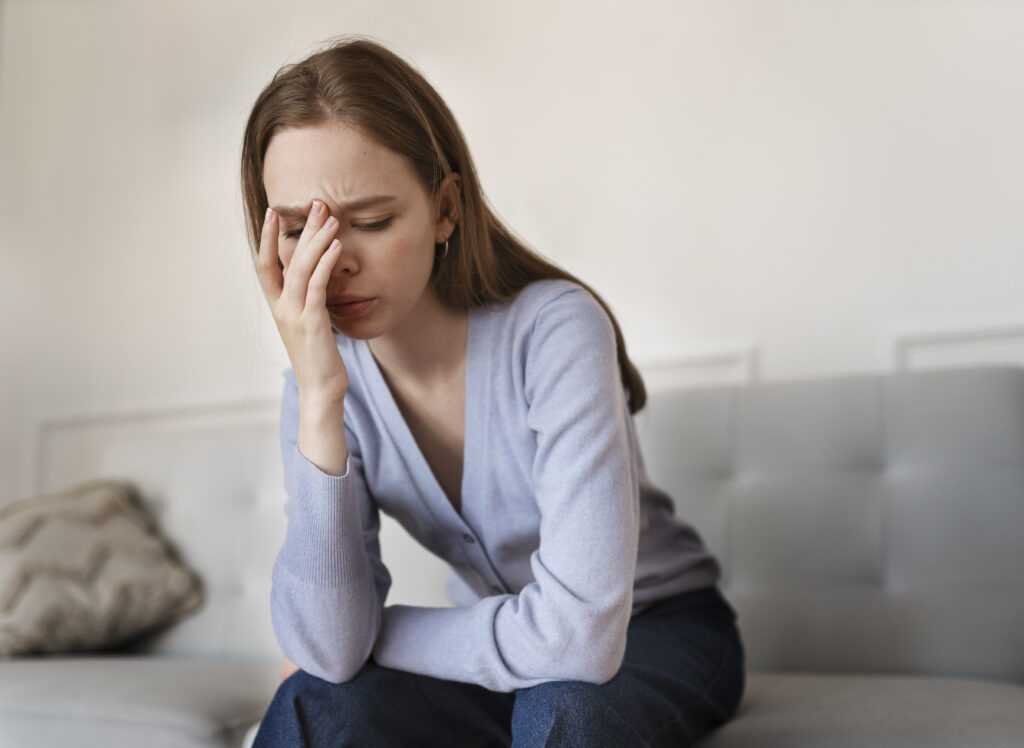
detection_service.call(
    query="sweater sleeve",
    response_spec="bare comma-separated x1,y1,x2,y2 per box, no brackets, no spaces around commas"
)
269,369,392,683
371,288,641,691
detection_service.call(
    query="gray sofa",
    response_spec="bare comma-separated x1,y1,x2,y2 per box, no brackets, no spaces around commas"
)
1,364,1022,746
642,364,1024,746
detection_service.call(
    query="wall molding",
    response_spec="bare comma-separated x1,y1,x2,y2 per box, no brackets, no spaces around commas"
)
890,323,1024,372
637,344,760,392
31,395,281,496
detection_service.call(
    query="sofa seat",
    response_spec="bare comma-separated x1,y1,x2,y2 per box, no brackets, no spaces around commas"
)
0,655,280,748
700,671,1024,747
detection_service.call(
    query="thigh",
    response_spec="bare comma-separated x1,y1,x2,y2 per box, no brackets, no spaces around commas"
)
253,658,515,748
511,585,746,748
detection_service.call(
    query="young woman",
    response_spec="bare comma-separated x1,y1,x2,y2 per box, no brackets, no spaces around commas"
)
243,36,745,747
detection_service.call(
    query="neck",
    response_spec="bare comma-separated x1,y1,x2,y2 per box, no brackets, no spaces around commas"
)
368,286,468,389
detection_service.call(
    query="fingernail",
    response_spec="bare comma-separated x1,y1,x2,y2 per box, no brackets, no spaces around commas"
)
324,216,338,229
264,207,273,223
311,201,322,215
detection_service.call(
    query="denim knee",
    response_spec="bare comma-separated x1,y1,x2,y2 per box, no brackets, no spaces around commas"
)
258,664,516,747
285,665,392,721
520,680,604,721
513,680,643,748
255,667,380,747
276,668,343,706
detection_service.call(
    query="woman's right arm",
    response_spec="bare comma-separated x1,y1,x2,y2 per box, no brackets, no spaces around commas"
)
271,370,391,684
256,205,390,683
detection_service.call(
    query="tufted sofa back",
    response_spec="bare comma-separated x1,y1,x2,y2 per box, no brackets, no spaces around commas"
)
636,365,1024,683
36,398,453,660
36,365,1024,679
37,403,287,659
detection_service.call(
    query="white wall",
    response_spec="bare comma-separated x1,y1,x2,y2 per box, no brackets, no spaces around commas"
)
3,0,1024,502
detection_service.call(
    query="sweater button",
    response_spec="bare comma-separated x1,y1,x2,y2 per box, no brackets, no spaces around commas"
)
490,585,504,595
462,533,476,544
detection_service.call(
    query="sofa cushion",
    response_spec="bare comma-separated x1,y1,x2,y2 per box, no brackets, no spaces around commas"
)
640,366,1024,682
0,655,279,748
0,479,203,656
698,672,1024,747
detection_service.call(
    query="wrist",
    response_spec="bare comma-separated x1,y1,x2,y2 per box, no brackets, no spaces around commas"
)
297,392,345,422
294,371,348,408
297,398,348,477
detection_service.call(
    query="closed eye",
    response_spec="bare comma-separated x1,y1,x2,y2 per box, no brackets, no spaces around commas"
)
281,217,392,240
354,218,392,231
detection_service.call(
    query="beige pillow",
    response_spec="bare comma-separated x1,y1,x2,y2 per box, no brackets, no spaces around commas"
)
0,479,203,656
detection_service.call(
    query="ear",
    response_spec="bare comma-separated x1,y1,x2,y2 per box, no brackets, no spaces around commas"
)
434,173,462,243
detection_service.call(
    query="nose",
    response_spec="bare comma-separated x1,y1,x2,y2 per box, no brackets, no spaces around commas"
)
330,243,358,276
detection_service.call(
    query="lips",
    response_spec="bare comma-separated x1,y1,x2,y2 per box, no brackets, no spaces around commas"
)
326,296,376,319
326,294,374,305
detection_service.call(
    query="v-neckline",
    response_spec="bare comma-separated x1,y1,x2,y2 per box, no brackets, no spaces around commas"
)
358,308,477,523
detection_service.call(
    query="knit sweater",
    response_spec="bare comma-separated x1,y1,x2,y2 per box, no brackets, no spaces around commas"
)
270,278,721,692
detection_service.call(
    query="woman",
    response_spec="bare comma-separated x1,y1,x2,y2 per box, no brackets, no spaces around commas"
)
243,36,745,747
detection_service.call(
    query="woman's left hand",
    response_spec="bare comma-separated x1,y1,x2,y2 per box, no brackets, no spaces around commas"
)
279,656,300,682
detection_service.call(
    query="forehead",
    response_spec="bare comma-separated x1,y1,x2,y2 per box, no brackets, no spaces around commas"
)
262,120,423,207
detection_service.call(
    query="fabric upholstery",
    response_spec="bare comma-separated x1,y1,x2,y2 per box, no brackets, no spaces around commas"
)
2,364,1021,746
0,655,279,748
698,672,1024,747
78,417,290,660
0,480,203,656
638,365,1024,684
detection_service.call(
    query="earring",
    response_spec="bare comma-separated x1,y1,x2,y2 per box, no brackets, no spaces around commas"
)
441,240,449,259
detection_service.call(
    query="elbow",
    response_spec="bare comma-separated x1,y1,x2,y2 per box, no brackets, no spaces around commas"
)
281,629,379,685
589,653,626,685
303,649,370,685
270,589,381,685
566,645,624,685
281,623,377,685
571,599,631,684
546,617,628,685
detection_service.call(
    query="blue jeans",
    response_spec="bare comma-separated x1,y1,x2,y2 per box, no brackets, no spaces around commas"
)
253,585,745,747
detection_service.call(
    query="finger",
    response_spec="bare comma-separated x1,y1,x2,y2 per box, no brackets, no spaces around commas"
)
256,208,284,301
287,199,331,277
305,239,342,309
281,216,338,306
281,212,339,303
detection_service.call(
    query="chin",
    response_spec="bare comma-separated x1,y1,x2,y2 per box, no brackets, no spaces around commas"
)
329,316,382,341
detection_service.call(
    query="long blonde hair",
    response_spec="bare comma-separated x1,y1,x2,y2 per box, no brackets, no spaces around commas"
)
241,36,647,413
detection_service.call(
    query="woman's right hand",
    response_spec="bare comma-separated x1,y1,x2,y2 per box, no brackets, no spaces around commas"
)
257,201,349,405
258,202,350,476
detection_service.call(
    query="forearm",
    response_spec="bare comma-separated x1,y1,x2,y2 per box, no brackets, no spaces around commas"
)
373,577,633,692
271,558,383,683
272,443,386,683
297,394,348,476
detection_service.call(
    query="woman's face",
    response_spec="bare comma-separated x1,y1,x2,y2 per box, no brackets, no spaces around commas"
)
262,120,451,340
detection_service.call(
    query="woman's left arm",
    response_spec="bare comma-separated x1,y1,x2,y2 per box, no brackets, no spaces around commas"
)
372,287,641,692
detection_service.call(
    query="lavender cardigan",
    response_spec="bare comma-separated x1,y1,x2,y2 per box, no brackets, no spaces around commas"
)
270,279,720,692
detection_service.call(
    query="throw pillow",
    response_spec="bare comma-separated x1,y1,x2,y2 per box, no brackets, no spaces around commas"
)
0,478,203,656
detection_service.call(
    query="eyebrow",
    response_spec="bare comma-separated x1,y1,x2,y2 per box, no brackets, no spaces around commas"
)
272,195,398,219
